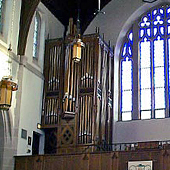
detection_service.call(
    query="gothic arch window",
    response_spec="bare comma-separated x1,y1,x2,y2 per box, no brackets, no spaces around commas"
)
120,31,133,121
0,0,5,33
120,4,170,121
33,11,41,59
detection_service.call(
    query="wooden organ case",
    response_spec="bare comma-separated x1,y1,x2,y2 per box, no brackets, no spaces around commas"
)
42,33,114,154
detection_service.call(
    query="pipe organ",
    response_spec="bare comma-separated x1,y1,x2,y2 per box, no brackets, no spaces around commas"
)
42,33,114,153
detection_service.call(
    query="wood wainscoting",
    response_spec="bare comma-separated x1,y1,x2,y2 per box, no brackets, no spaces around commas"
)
15,148,170,170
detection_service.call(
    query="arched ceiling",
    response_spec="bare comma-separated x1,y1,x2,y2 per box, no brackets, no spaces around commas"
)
41,0,111,33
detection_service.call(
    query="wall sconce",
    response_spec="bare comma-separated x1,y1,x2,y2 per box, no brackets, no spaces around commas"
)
72,34,84,62
37,123,42,129
0,76,18,110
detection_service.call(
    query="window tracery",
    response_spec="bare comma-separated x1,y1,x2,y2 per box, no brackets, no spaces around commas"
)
120,4,170,121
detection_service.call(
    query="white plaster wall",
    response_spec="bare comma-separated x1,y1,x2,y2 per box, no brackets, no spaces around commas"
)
17,68,44,155
0,0,64,168
25,2,64,72
0,1,21,169
115,118,170,143
0,0,21,54
85,0,170,144
17,2,64,155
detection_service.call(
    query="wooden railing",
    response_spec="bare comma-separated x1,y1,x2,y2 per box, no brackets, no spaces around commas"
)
15,141,170,170
14,149,169,170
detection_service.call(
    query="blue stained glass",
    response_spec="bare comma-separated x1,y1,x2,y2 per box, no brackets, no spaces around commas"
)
122,42,132,57
153,36,165,113
153,9,157,16
122,112,132,121
141,89,151,110
122,91,132,111
128,46,132,56
0,0,3,8
120,4,170,121
168,38,170,88
154,67,164,87
155,88,165,109
160,26,164,35
141,111,151,119
0,0,4,32
168,26,170,34
129,32,133,41
147,13,151,20
154,15,163,25
155,110,165,118
141,68,151,89
121,58,132,115
141,17,150,27
122,59,132,90
121,31,133,121
122,44,127,57
154,27,157,36
154,36,164,67
167,8,170,14
160,9,164,14
168,38,170,61
140,38,151,112
119,5,170,121
33,13,40,58
140,39,151,68
140,29,144,38
147,28,151,36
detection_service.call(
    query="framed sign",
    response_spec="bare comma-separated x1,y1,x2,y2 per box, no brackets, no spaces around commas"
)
128,161,152,170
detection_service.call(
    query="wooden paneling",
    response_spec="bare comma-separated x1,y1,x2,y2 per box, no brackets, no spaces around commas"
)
15,148,170,170
15,157,27,170
101,153,112,170
43,156,63,170
89,153,101,170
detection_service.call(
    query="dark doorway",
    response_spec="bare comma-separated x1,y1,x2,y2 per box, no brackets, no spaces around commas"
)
32,131,40,155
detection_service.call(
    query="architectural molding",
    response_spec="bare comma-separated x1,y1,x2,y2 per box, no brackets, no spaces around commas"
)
25,62,44,80
20,55,44,79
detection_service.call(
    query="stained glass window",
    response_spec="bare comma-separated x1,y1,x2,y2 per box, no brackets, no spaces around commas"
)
33,12,40,59
140,38,152,119
0,0,4,32
120,4,170,121
120,31,133,121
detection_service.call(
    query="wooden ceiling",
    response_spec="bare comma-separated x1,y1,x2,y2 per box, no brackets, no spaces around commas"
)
41,0,111,33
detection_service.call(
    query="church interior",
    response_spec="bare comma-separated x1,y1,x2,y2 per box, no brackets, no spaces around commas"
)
1,0,170,169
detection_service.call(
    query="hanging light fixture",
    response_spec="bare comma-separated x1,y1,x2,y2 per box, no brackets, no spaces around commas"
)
72,34,84,62
72,9,84,63
0,76,18,110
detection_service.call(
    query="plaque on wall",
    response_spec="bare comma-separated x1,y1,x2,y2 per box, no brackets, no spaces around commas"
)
128,161,152,170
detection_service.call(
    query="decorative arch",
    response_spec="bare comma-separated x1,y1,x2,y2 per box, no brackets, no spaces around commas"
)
17,0,40,56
